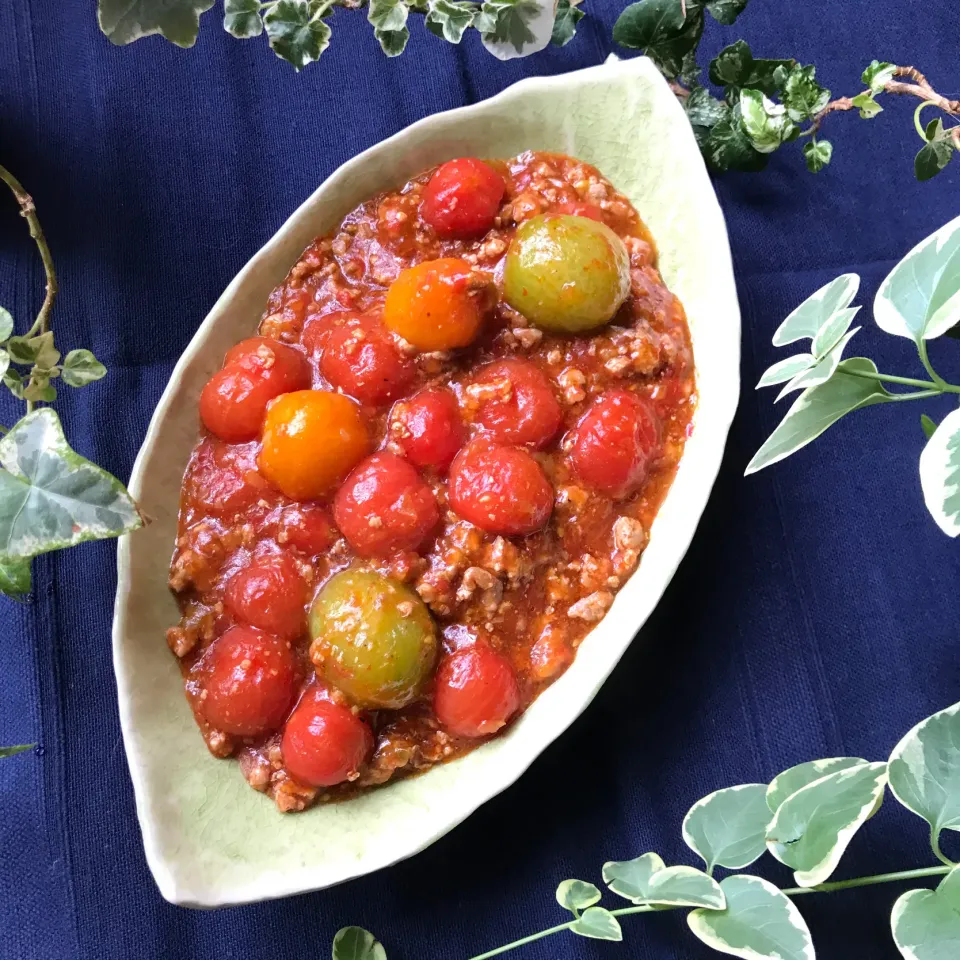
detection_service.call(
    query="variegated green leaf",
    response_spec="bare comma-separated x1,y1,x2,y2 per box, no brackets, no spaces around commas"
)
766,762,887,886
919,406,960,537
0,307,13,342
688,875,814,960
891,865,960,960
0,408,141,560
555,879,601,913
0,743,34,759
875,215,960,342
745,357,892,474
264,0,332,70
767,757,869,811
569,907,622,941
97,0,215,47
863,60,896,94
682,784,772,872
603,854,725,909
331,926,387,960
0,554,31,599
477,0,555,60
425,0,477,41
922,414,939,440
757,354,816,389
224,0,263,37
773,273,860,346
812,305,860,358
776,326,860,401
888,700,960,844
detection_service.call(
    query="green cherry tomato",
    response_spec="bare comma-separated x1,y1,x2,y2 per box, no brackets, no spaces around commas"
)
309,569,437,710
502,214,631,333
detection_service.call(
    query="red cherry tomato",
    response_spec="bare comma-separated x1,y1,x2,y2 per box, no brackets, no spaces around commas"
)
471,358,562,450
320,315,415,406
302,310,362,360
568,388,661,498
390,388,465,470
199,337,311,444
420,158,506,239
184,437,267,517
434,644,521,738
277,504,336,555
282,687,374,787
334,452,440,557
201,625,298,736
449,439,553,536
224,553,307,639
555,201,605,221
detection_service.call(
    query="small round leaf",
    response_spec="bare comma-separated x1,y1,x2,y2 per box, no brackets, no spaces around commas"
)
555,878,601,913
332,927,387,960
682,783,772,872
891,866,960,960
569,906,622,941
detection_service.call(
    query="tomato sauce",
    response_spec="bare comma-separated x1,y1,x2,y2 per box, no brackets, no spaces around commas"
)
168,151,696,812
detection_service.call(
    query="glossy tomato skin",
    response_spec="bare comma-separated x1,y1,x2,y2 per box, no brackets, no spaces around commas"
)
199,337,311,443
471,358,562,450
334,452,439,557
420,158,506,239
449,439,553,536
184,437,268,517
555,201,605,221
281,686,374,787
224,553,307,639
434,644,521,738
390,388,465,470
568,388,661,498
383,258,484,351
302,310,362,360
277,504,336,556
201,625,298,737
320,315,415,406
259,390,370,501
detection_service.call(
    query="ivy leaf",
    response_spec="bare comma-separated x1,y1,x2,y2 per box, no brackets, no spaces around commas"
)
916,134,953,182
0,743,34,758
888,700,960,843
476,0,554,60
613,0,704,79
569,907,622,941
97,0,215,47
773,273,860,346
704,0,748,25
685,86,729,138
0,408,142,560
3,369,25,400
0,307,12,343
0,554,31,600
803,138,833,173
891,865,960,960
874,214,960,342
373,27,409,54
811,305,860,358
368,0,408,33
6,332,59,368
709,40,752,86
766,762,888,887
919,406,960,536
0,350,9,382
425,0,477,41
781,64,830,122
740,89,796,154
756,354,816,389
331,926,387,960
264,0,332,70
550,0,583,46
852,92,883,119
224,0,263,38
688,875,814,960
775,326,860,401
602,853,726,909
61,350,107,388
682,784,772,872
702,104,767,173
766,757,869,812
921,414,938,441
555,878,602,913
22,376,57,404
745,357,892,474
862,59,896,94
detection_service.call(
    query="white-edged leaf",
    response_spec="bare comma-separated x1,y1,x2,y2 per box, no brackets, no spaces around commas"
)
61,349,107,388
767,757,869,812
0,408,142,559
745,357,892,475
891,865,960,960
555,879,601,913
569,907,622,941
888,700,960,843
224,0,263,37
688,875,814,960
425,0,476,41
757,354,816,389
919,407,960,537
97,0,215,47
603,854,725,909
476,0,554,60
776,326,861,401
813,305,861,358
682,784,772,872
331,926,387,960
766,762,887,887
875,214,960,342
0,554,31,599
264,0,332,70
773,273,860,346
0,307,13,342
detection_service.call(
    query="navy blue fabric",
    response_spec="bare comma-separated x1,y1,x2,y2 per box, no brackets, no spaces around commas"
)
1,3,959,958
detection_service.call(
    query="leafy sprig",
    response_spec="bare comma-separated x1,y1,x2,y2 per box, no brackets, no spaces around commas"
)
333,699,960,960
748,213,960,537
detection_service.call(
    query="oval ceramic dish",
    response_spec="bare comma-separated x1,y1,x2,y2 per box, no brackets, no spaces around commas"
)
113,55,740,907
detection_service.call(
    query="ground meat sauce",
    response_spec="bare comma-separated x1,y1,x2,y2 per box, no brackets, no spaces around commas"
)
168,151,696,813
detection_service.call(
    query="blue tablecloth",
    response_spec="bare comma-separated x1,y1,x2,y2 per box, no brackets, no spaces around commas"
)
1,3,958,957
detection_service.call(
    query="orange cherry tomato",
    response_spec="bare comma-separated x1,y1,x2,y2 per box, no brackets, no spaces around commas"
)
259,390,370,501
383,258,483,351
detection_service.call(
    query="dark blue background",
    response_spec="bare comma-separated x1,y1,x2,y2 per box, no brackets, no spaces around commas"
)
1,2,959,957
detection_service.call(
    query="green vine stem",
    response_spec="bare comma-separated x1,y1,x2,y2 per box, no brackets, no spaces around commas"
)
467,865,952,960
